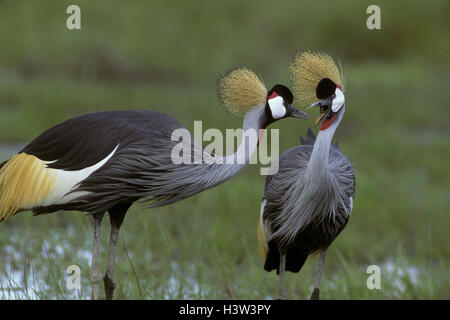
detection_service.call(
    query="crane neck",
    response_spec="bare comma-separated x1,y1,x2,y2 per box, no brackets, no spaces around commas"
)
149,104,267,207
306,105,345,178
221,105,265,166
198,104,265,185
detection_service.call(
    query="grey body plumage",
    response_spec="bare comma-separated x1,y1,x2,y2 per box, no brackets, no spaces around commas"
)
258,50,354,299
260,105,355,299
262,124,354,266
72,107,265,214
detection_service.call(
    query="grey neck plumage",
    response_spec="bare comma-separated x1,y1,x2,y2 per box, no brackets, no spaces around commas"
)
193,104,266,186
144,104,266,208
222,105,265,167
306,105,345,179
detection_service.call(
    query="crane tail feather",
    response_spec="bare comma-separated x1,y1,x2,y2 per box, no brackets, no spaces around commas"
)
264,240,308,274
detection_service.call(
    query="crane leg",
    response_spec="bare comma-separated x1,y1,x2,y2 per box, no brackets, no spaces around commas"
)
278,253,287,299
310,249,327,300
103,203,130,300
90,212,105,300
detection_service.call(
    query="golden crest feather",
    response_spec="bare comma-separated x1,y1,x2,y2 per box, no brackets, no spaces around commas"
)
218,67,267,116
289,51,346,107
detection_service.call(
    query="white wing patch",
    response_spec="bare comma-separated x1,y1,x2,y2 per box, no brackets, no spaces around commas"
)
260,199,271,241
41,145,119,206
348,196,353,215
258,198,271,258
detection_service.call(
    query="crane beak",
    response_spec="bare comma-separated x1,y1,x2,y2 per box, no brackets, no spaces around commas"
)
287,104,309,119
315,109,328,126
308,98,332,109
308,98,332,126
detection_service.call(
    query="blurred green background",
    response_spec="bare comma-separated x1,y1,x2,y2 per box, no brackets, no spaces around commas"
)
0,0,449,299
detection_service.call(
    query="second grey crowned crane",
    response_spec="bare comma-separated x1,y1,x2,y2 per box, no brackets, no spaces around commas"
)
258,52,355,300
0,67,308,300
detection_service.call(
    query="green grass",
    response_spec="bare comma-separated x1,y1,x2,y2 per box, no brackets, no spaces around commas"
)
0,0,449,299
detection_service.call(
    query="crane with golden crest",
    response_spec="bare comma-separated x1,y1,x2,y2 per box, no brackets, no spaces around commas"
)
0,67,308,299
258,51,355,299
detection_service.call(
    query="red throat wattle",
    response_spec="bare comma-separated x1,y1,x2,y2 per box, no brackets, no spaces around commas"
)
259,91,279,146
267,91,279,100
320,114,337,130
257,128,264,146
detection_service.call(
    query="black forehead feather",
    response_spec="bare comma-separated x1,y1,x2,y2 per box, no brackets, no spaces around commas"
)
316,78,336,99
269,84,293,104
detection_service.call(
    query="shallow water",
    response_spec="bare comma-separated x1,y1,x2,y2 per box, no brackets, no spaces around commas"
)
0,224,206,300
0,228,90,299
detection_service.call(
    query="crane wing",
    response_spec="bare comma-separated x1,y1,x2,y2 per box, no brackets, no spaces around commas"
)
1,110,184,218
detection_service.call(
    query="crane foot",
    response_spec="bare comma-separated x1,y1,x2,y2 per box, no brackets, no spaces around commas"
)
310,287,320,300
104,273,116,300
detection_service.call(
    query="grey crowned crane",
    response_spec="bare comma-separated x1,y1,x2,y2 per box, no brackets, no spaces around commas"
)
258,52,355,299
0,67,308,300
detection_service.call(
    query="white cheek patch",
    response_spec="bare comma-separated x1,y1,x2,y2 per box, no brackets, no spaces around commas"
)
331,88,345,112
268,96,286,119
